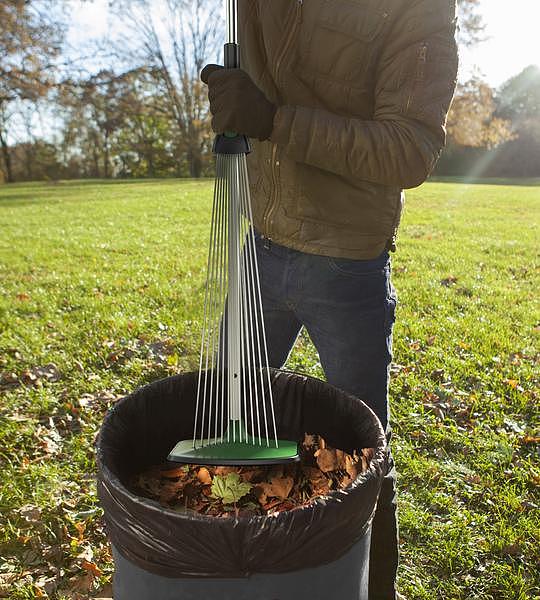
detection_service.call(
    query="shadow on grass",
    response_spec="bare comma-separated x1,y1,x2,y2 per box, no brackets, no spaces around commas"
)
0,177,215,206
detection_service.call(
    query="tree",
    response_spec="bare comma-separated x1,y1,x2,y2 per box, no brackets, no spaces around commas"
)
112,68,177,177
112,0,222,178
457,0,486,47
490,66,540,177
0,1,64,182
497,65,540,125
446,77,513,149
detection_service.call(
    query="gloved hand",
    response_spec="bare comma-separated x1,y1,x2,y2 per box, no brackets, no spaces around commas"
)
201,64,277,141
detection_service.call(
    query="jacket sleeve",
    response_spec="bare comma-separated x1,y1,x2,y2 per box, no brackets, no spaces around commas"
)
269,0,459,189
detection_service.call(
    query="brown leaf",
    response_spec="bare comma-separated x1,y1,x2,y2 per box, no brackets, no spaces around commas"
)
255,477,294,505
441,276,458,286
161,466,188,479
94,583,113,599
0,372,19,387
304,467,330,497
73,521,86,541
159,480,186,503
502,543,522,556
239,467,262,482
19,504,42,523
197,467,212,485
269,476,294,498
21,364,62,386
314,448,340,472
214,466,241,476
16,292,31,301
63,571,95,597
81,559,102,576
344,455,359,480
302,433,318,448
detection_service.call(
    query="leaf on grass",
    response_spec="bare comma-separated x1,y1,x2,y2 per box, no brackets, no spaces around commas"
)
95,583,113,599
62,571,95,598
21,364,62,386
19,504,43,524
0,372,19,388
78,390,121,410
440,276,458,286
81,559,102,576
34,575,57,596
502,543,522,556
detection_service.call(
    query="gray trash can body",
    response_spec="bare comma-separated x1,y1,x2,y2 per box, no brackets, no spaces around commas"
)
112,529,371,600
97,370,387,598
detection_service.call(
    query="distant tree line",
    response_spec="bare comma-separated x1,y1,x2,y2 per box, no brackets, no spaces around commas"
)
0,0,538,183
436,66,540,178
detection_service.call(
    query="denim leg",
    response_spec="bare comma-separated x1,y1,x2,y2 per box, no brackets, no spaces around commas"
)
253,234,303,369
238,233,399,598
294,250,399,600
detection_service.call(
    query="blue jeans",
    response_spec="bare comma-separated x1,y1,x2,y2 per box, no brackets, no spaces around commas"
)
253,230,399,600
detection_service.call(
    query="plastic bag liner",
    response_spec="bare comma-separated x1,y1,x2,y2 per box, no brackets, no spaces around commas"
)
96,368,387,579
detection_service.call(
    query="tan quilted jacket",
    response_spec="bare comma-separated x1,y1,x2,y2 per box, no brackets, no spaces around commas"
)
238,0,459,259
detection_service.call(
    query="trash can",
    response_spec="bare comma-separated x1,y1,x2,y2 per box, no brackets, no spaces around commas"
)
96,369,387,600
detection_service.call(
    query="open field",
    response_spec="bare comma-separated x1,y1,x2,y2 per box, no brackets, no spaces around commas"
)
0,178,538,599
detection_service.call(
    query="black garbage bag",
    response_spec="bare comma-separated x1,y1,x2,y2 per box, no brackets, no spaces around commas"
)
96,369,387,579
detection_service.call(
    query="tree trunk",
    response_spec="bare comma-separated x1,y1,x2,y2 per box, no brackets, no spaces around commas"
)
93,147,100,178
147,148,155,178
104,131,110,178
25,146,34,181
188,146,202,178
0,130,14,183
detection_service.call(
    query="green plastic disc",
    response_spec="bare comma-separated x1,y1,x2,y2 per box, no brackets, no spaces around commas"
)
167,421,299,466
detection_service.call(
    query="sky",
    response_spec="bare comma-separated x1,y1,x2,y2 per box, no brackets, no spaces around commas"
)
66,0,540,88
459,0,540,86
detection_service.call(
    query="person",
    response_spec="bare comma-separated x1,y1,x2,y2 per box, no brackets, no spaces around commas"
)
201,1,459,598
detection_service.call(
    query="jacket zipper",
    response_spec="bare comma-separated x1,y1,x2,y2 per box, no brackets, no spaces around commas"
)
262,0,303,238
416,43,428,80
405,42,428,112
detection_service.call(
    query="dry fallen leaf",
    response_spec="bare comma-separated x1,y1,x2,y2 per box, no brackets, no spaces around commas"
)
81,559,103,576
197,467,212,484
255,476,294,505
19,504,42,524
314,448,340,473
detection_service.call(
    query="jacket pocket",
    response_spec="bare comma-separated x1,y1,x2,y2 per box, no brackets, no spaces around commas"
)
295,0,390,82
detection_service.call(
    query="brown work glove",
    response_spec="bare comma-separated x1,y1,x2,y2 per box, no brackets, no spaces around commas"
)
201,64,277,141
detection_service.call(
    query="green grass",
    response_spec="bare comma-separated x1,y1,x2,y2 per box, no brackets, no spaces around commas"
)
1,178,539,599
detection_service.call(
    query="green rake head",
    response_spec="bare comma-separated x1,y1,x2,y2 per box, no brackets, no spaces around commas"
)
167,420,299,466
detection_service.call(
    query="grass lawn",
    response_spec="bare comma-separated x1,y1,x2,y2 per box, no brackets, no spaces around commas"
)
0,178,538,599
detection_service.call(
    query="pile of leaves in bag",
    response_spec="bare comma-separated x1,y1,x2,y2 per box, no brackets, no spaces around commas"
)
129,434,374,517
